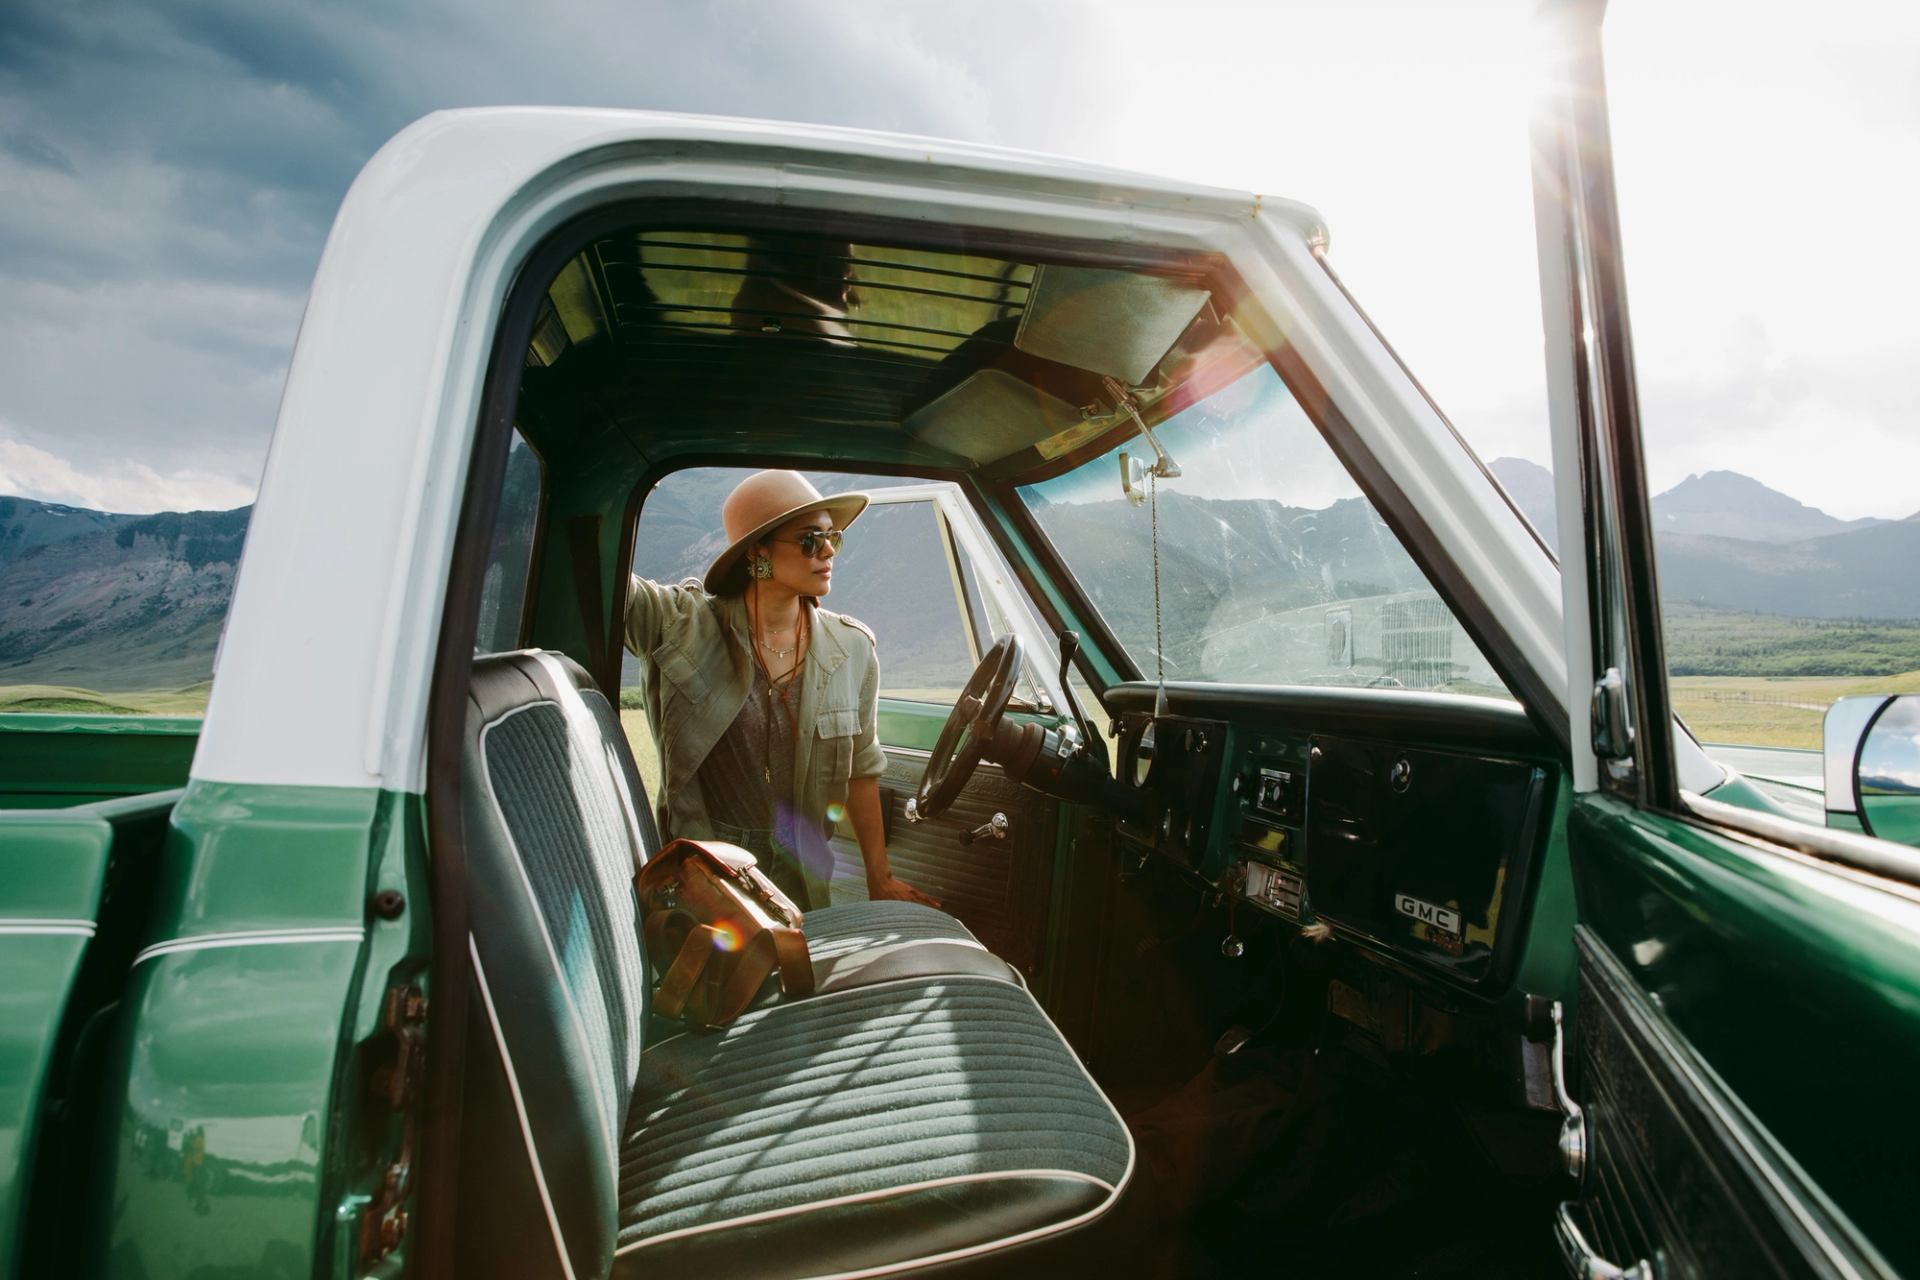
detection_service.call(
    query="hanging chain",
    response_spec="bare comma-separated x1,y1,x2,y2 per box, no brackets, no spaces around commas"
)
1150,468,1164,685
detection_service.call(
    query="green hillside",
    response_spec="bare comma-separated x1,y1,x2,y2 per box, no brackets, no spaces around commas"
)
1662,601,1920,677
0,682,211,715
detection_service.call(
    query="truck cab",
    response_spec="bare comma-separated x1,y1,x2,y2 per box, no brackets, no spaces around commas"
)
5,27,1919,1278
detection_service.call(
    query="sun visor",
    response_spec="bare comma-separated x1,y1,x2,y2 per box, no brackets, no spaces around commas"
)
1014,266,1211,385
906,369,1085,464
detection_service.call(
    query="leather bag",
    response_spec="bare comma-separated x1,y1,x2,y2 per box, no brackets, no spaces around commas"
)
636,838,815,1027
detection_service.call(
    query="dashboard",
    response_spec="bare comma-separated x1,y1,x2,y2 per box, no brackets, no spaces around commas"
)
1110,687,1554,991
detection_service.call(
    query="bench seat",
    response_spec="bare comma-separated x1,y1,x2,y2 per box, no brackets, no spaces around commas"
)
459,650,1133,1279
616,975,1131,1276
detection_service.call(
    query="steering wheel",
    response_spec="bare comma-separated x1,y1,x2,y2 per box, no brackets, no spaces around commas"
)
912,635,1021,821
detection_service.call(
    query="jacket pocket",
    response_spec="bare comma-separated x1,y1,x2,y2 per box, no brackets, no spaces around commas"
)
815,708,860,740
815,708,858,787
653,642,710,702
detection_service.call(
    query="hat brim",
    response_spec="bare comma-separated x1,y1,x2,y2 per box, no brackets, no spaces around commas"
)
702,491,870,593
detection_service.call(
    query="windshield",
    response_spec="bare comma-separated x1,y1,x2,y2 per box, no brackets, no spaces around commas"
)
1017,363,1512,700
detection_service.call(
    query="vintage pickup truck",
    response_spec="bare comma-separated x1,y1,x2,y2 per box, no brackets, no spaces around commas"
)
5,15,1919,1280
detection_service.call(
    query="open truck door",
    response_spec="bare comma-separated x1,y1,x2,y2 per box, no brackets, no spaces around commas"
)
1533,4,1918,1276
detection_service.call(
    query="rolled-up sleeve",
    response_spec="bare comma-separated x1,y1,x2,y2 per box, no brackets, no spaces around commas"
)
851,645,888,779
624,574,702,656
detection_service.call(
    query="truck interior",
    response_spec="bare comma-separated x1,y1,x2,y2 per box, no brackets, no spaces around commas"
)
432,209,1576,1277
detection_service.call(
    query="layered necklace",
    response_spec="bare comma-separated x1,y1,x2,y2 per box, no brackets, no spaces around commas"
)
747,586,808,785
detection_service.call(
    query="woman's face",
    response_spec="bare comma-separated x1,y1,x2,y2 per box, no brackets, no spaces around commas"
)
758,509,840,598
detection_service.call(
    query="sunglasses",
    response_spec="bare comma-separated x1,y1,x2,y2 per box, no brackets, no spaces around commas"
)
771,529,845,557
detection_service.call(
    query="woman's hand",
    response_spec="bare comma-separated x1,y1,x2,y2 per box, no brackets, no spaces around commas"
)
846,777,942,909
867,874,942,909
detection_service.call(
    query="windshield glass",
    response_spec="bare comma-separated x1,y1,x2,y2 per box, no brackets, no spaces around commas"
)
1017,364,1512,700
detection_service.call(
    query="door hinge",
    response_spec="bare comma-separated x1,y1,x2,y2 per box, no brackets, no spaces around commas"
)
359,984,427,1266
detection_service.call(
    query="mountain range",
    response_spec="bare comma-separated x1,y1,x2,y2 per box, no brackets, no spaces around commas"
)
1489,458,1920,618
0,497,246,690
1,462,1913,692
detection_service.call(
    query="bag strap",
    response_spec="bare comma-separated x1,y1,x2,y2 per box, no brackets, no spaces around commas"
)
652,923,721,1022
771,926,815,997
717,931,779,1022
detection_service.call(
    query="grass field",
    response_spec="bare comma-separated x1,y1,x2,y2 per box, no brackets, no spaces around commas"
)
1672,670,1920,749
620,709,663,798
0,682,212,715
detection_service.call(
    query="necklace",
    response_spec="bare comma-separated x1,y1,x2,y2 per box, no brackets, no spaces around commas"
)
748,586,807,784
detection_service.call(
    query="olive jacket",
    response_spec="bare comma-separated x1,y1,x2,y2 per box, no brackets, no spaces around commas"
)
622,574,888,844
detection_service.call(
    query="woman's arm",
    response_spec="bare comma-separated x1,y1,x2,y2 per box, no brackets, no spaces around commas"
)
847,775,939,907
846,627,939,907
624,573,703,656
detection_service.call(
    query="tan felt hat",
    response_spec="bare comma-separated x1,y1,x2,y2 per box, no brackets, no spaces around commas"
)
703,470,869,593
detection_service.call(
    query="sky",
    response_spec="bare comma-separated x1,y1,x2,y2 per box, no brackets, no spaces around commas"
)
0,0,1914,521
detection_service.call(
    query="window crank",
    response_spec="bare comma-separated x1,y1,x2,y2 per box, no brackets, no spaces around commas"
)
960,813,1009,846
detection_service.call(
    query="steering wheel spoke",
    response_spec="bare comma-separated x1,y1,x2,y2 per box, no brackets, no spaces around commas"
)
914,636,1021,820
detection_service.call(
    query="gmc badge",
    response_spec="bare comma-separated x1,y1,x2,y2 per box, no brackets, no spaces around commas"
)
1394,893,1461,937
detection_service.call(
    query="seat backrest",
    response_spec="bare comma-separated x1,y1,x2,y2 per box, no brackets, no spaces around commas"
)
456,650,660,1280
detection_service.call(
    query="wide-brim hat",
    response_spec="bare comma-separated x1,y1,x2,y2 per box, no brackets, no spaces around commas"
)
703,470,870,593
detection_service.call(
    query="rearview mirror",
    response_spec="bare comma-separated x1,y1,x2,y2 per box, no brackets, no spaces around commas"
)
1824,695,1920,848
1120,451,1148,506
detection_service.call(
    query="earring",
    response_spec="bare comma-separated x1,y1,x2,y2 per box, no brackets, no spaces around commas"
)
750,553,773,580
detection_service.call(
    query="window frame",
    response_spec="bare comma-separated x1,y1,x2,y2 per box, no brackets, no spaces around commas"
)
473,426,550,656
1533,0,1920,886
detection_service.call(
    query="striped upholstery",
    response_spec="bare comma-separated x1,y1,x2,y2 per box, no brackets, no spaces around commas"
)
800,899,984,964
618,977,1131,1248
462,651,1133,1279
484,700,649,1162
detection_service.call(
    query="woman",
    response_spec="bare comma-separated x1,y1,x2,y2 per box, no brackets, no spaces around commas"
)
623,469,937,911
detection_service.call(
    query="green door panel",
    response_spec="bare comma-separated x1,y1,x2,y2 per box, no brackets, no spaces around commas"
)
876,697,953,753
1567,793,1920,1272
0,808,115,915
0,714,198,810
0,808,115,1280
144,782,385,935
1508,773,1579,1011
96,941,368,1280
0,931,95,1279
1,794,191,1280
66,780,425,1280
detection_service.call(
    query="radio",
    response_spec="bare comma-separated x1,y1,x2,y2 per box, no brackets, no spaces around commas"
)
1233,734,1311,922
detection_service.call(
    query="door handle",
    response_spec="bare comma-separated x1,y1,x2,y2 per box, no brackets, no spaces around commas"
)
960,813,1008,845
1554,1204,1656,1279
1549,1000,1588,1182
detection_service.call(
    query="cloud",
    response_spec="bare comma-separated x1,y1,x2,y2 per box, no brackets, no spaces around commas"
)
0,435,255,513
0,0,1913,526
0,0,1110,510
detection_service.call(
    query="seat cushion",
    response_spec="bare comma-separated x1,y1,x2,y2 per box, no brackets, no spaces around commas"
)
802,900,1019,991
801,900,984,962
614,975,1134,1278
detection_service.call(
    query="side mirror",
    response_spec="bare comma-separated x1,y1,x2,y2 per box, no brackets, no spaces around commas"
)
1824,695,1920,848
